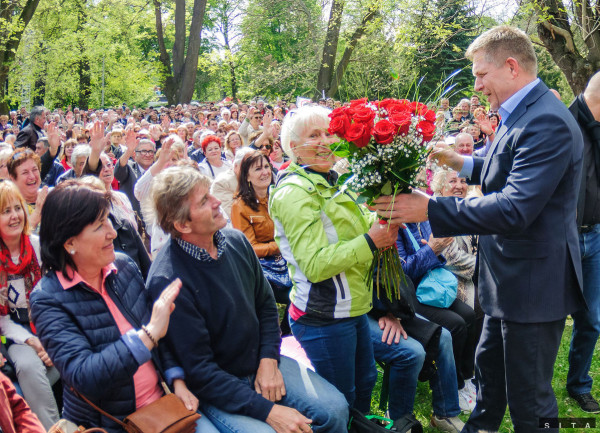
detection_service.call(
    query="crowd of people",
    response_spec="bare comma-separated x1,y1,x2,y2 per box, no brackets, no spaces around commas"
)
0,25,598,433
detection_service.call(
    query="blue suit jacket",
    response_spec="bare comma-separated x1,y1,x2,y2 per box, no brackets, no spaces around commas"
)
428,81,585,323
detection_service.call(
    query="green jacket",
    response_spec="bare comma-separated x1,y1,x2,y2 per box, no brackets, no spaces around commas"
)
269,163,377,320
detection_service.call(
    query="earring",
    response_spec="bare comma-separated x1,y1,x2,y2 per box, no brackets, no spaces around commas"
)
70,250,75,255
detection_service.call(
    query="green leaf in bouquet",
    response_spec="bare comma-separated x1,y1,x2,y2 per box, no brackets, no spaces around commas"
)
381,181,393,196
337,172,352,186
354,194,369,204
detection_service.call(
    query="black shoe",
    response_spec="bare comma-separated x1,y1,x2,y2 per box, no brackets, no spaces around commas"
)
570,393,600,413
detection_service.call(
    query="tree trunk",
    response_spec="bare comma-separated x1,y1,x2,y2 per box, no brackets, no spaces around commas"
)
315,0,345,100
178,0,208,103
0,0,42,114
535,0,600,95
154,0,207,104
328,5,378,98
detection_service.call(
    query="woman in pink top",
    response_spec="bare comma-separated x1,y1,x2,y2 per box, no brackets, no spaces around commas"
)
29,180,217,433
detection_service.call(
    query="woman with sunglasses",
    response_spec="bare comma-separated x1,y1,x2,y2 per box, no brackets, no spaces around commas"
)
198,135,232,180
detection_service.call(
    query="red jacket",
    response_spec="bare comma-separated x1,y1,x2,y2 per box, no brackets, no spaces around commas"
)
0,372,45,433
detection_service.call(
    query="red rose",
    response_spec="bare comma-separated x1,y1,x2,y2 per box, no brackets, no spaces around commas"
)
328,114,350,137
344,122,372,148
417,120,436,142
350,97,368,107
410,101,429,115
422,109,436,123
372,119,396,145
389,111,412,136
386,100,411,116
330,106,348,118
352,105,376,124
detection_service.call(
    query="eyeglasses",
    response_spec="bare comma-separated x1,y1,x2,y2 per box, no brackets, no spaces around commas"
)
253,116,263,120
135,150,155,156
258,144,272,150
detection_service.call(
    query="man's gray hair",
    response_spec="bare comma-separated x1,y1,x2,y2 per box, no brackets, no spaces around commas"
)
71,144,91,166
151,165,211,238
466,25,537,76
137,138,156,151
30,106,45,124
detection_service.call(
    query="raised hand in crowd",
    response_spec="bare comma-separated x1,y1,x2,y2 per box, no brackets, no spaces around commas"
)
263,110,273,134
120,128,138,166
150,135,174,176
29,185,48,229
137,278,181,350
87,121,106,171
266,405,313,433
473,113,494,136
46,122,62,158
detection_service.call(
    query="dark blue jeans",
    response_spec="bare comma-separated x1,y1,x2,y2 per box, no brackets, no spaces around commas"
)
290,314,377,413
567,224,600,396
368,315,460,419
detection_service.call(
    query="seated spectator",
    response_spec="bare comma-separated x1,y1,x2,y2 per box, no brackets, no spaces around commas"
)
453,133,474,156
230,150,291,335
0,181,59,428
223,131,243,163
7,149,47,231
30,181,217,433
0,149,13,180
147,165,348,433
198,135,232,180
444,108,463,136
56,145,90,184
368,285,464,432
189,130,205,163
79,175,151,280
396,223,478,413
430,170,478,308
210,147,254,219
0,371,45,433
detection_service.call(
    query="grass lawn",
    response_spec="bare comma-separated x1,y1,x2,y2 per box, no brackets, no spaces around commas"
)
369,317,600,432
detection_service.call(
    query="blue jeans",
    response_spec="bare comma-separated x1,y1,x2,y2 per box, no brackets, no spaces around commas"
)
368,315,460,419
567,224,600,396
290,314,377,413
201,356,349,433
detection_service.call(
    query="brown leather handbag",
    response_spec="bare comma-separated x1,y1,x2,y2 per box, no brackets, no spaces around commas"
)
77,390,201,433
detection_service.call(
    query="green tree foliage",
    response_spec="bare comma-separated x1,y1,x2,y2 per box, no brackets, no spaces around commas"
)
394,0,480,103
7,0,160,110
0,0,42,113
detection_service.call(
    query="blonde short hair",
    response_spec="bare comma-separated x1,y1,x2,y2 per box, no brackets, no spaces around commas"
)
431,169,455,197
280,105,331,163
466,26,537,76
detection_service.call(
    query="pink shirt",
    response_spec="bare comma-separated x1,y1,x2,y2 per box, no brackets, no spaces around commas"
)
57,265,163,409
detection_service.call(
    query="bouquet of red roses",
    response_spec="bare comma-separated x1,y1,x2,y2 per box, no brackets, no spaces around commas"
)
328,97,438,302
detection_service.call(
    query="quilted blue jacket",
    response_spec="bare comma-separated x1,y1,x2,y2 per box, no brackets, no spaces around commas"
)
396,222,447,286
30,253,176,432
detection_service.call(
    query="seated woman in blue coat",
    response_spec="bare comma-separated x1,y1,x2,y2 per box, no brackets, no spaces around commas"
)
29,180,218,433
396,222,478,413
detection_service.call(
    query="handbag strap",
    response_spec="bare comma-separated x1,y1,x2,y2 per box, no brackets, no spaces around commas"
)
404,227,421,251
72,389,127,428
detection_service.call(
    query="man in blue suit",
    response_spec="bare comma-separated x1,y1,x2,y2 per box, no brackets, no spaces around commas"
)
373,26,585,432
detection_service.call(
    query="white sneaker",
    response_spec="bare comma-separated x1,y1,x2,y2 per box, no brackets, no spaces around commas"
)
458,387,476,413
464,378,477,401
